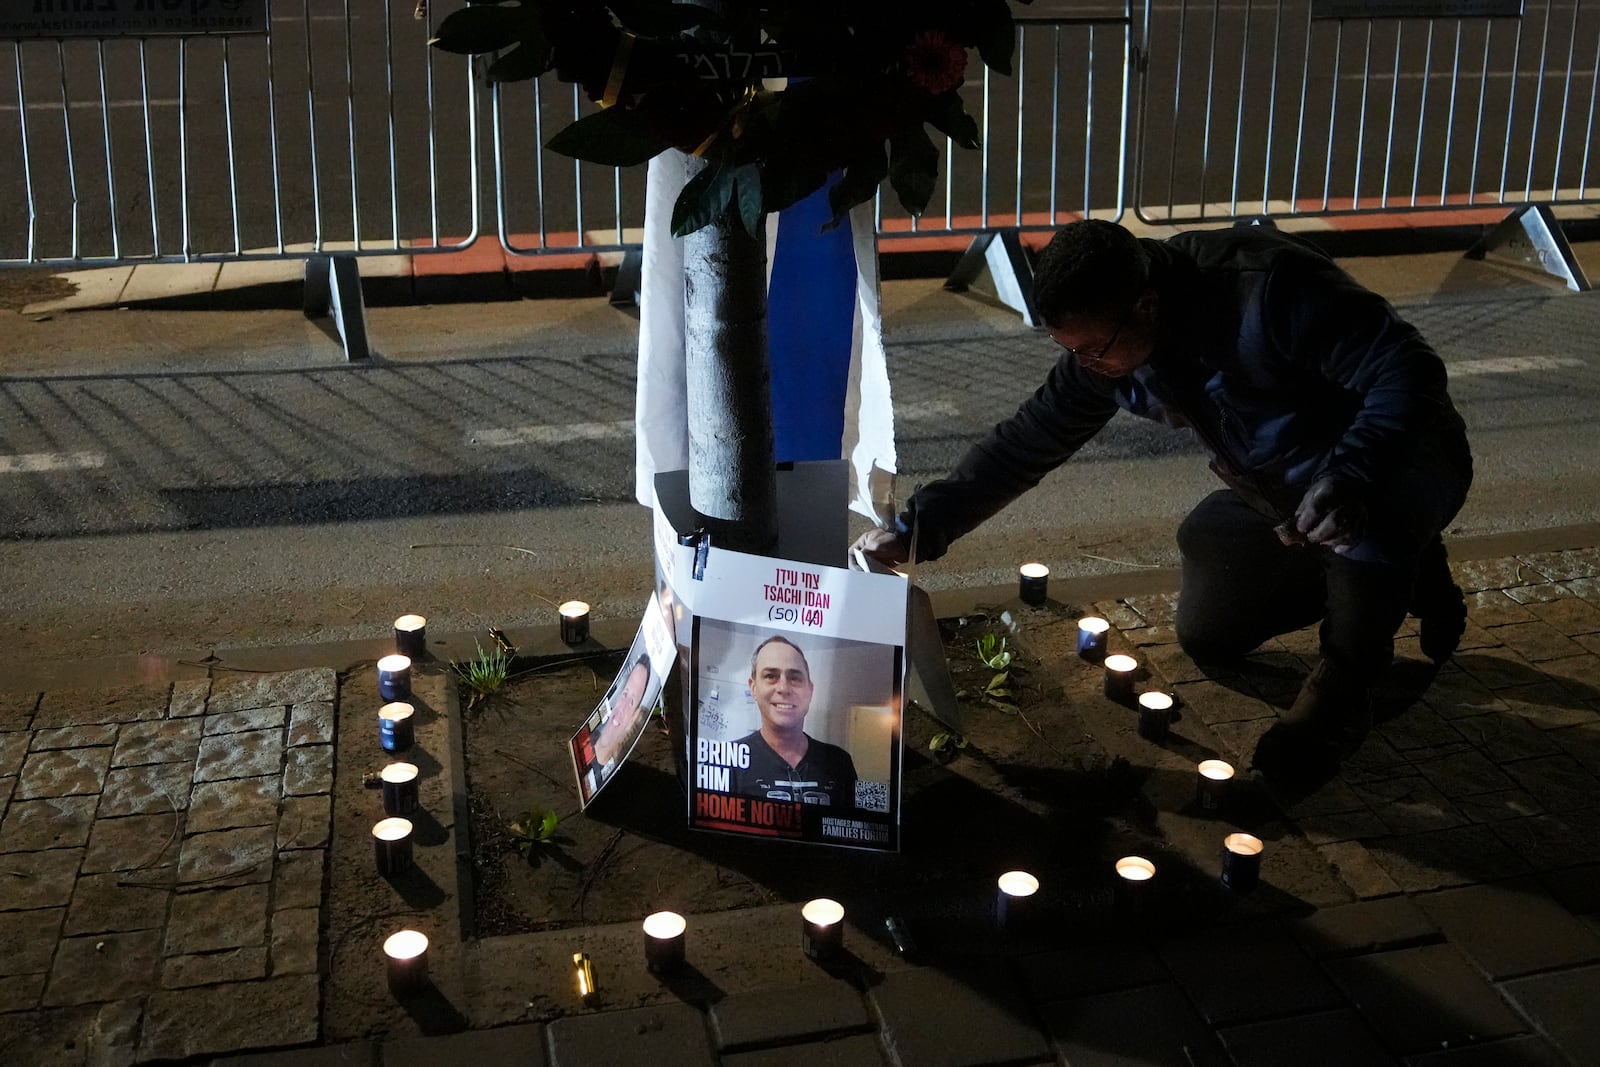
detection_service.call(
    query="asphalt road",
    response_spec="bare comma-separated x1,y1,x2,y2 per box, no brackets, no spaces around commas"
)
1,246,1598,665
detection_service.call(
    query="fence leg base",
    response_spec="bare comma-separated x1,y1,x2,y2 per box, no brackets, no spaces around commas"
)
944,230,1040,327
1464,204,1590,292
303,254,373,360
610,248,642,309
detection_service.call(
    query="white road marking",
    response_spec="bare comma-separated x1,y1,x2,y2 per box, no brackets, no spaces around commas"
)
0,450,106,474
470,400,963,448
1448,355,1586,377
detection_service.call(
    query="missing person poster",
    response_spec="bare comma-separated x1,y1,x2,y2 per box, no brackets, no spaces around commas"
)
684,547,907,851
568,592,677,808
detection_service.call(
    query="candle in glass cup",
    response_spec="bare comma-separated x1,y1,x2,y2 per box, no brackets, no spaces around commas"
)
1018,562,1049,605
1137,691,1174,741
380,762,419,816
383,929,429,996
393,614,427,659
1196,759,1235,814
1115,855,1156,912
378,701,415,753
1103,654,1138,704
372,817,414,876
800,898,845,961
642,911,687,973
377,654,412,702
995,870,1040,930
1077,616,1110,662
1221,833,1264,893
559,600,591,645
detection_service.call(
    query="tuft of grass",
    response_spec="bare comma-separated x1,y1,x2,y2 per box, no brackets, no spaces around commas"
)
455,638,510,706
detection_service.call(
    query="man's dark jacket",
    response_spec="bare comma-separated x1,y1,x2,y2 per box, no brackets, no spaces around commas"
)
904,227,1472,560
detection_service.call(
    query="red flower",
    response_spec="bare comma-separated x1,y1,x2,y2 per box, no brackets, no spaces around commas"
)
903,30,968,96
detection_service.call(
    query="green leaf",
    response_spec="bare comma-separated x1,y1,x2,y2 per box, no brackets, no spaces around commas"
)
536,809,559,841
733,164,764,237
986,671,1010,693
925,92,981,151
430,5,528,56
671,160,737,237
486,40,549,83
975,6,1018,76
826,145,887,227
888,126,938,217
546,108,671,168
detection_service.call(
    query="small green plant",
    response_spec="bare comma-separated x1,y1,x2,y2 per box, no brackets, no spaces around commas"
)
976,633,1012,670
508,806,559,857
929,730,969,764
455,638,510,707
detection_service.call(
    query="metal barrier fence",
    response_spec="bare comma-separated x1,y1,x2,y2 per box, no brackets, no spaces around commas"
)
0,1,479,267
1135,0,1600,223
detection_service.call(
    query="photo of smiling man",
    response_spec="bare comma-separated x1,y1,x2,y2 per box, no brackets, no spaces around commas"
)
730,635,858,808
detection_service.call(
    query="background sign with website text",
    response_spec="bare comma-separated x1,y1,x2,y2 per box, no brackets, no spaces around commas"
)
1,0,269,39
1311,1,1522,18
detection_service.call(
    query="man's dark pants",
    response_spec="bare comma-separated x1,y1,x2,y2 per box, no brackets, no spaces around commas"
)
1173,460,1471,684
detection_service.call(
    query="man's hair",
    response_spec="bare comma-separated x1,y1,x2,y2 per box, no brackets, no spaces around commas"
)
1032,220,1150,326
749,634,810,680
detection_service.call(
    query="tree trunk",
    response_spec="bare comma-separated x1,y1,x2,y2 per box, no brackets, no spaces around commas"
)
680,152,778,554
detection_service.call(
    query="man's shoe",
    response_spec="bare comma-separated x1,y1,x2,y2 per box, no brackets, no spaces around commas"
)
1283,658,1373,757
1412,537,1467,665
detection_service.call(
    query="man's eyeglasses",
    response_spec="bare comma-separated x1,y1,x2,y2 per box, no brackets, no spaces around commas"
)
1053,308,1132,364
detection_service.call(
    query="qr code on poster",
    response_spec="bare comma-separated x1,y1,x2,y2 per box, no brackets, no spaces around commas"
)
855,779,889,813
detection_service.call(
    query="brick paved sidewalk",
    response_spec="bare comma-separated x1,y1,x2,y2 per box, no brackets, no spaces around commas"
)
6,548,1600,1065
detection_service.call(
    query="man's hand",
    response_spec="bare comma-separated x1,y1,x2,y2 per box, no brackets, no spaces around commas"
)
1293,477,1368,551
852,526,910,566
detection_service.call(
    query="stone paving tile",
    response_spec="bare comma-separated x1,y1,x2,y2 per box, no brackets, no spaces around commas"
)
1550,722,1600,775
1421,672,1509,720
284,744,334,796
1039,983,1221,1067
1169,680,1277,726
1014,943,1168,1001
1540,653,1600,699
194,729,285,782
1455,789,1544,825
0,972,46,1013
1209,719,1275,765
207,669,336,715
1324,943,1527,1055
0,908,65,976
1290,897,1441,959
1364,825,1530,892
1528,594,1600,636
0,774,12,810
546,1002,714,1067
165,883,269,954
1521,548,1600,582
1280,775,1370,819
869,965,1052,1067
16,746,111,799
1415,879,1600,979
0,794,98,851
1407,1034,1568,1067
139,974,319,1062
1455,621,1503,654
1218,1008,1398,1067
1495,682,1600,730
168,678,210,718
2,848,84,908
1354,777,1470,836
1141,643,1211,685
187,775,280,833
0,690,39,730
1158,920,1343,1026
1318,840,1405,899
1499,963,1600,1067
1491,812,1600,871
1408,748,1517,799
31,685,167,729
1376,707,1468,752
710,978,868,1051
64,870,172,936
272,849,325,910
1502,753,1600,813
1466,590,1536,627
1455,649,1546,690
111,718,203,768
163,947,269,989
1298,810,1392,846
385,1027,546,1067
1454,558,1527,593
1504,582,1574,606
30,724,118,751
1452,713,1563,762
1539,862,1600,914
1491,621,1589,663
277,793,331,850
204,707,289,736
287,700,335,747
42,929,162,1007
0,732,25,776
722,1034,885,1067
176,825,276,889
0,1000,141,1064
1093,600,1146,631
270,906,319,976
83,812,182,874
99,761,191,817
1339,735,1413,785
1128,622,1178,648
